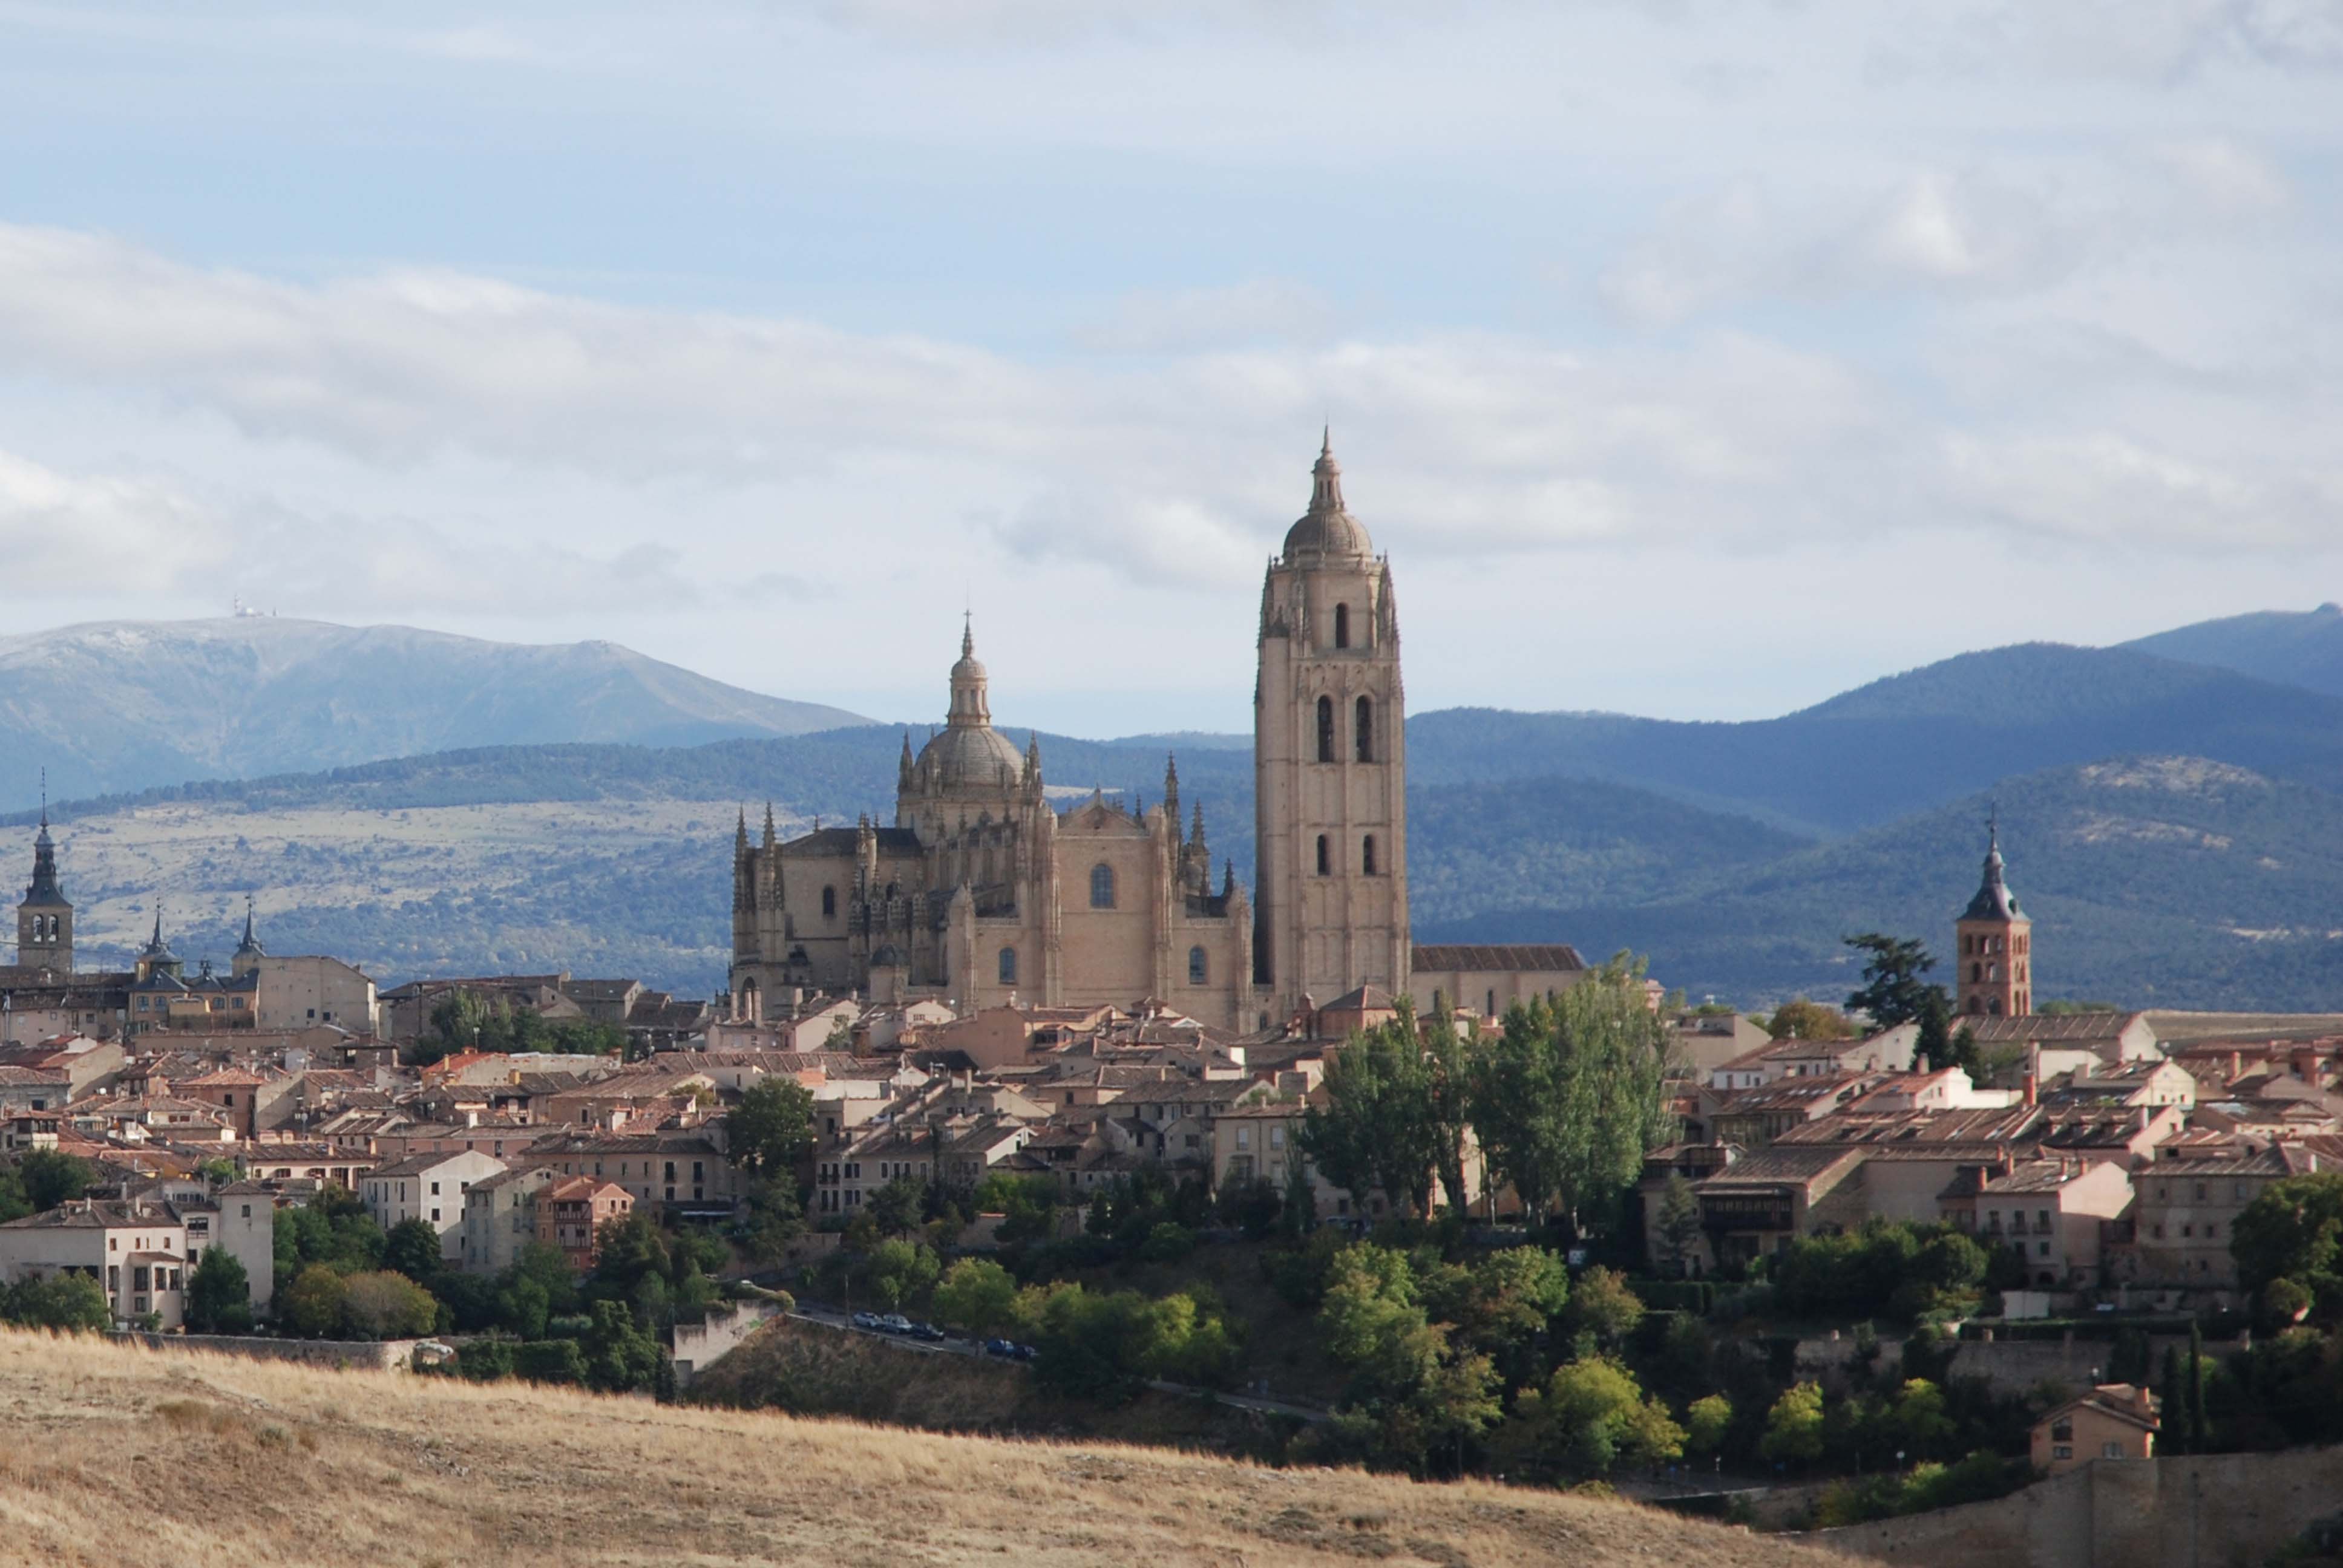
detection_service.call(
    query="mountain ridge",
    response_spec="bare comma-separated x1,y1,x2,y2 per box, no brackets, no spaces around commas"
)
0,616,868,808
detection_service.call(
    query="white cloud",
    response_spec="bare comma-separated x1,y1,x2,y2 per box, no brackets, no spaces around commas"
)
0,445,698,615
1069,279,1337,354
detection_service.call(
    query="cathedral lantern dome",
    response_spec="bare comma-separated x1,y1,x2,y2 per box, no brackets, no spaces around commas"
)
913,619,1026,792
1280,430,1374,563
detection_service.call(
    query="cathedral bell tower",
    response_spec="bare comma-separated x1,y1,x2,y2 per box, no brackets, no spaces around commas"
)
1254,433,1409,1013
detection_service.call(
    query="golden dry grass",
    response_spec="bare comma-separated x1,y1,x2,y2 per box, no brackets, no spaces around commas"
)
0,1330,1840,1568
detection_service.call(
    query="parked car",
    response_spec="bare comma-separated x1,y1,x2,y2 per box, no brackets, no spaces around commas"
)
906,1321,946,1342
880,1314,914,1334
981,1338,1017,1358
851,1311,882,1330
1009,1343,1038,1362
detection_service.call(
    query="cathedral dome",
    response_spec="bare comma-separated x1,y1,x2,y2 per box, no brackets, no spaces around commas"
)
1282,432,1374,561
915,722,1025,788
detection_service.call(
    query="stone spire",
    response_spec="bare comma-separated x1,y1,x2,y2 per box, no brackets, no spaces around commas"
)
735,807,749,855
948,616,992,728
762,802,778,852
25,769,62,904
899,730,916,790
1162,754,1181,836
1309,426,1343,514
1962,809,2019,921
235,895,264,958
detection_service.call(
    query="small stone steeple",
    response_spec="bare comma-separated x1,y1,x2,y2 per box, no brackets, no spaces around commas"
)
232,894,266,976
16,771,73,972
1955,811,2033,1018
948,615,992,728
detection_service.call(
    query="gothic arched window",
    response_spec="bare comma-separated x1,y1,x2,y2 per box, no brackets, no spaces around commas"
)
1315,835,1330,876
1333,603,1350,650
1988,996,2004,1016
821,886,836,918
1188,946,1208,985
1971,962,1982,983
1354,696,1374,763
1362,835,1378,876
1090,863,1115,908
1316,696,1335,763
998,947,1017,985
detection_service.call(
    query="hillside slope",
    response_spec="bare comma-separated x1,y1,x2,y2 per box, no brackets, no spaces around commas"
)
1411,644,2343,835
1437,756,2343,1010
0,617,867,808
2123,603,2343,699
0,1331,1830,1568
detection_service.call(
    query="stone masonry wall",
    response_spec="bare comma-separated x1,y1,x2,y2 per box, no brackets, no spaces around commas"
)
1812,1446,2343,1568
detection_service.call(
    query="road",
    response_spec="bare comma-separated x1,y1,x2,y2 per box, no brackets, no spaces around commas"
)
784,1303,1330,1423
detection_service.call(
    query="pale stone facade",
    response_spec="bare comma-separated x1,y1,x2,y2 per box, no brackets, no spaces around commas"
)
727,436,1584,1034
1253,436,1409,1015
729,627,1255,1030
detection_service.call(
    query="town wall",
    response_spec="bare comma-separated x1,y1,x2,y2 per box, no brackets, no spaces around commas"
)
670,1301,782,1387
113,1331,424,1372
1793,1332,2197,1397
1812,1446,2343,1568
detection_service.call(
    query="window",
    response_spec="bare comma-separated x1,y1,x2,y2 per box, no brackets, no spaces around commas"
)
2053,1445,2073,1461
2051,1420,2073,1443
998,946,1018,985
1089,863,1116,908
1188,946,1207,985
1270,1125,1285,1149
821,886,836,918
1316,835,1330,875
1235,1126,1251,1149
1361,835,1378,875
2102,1441,2123,1459
1354,696,1374,762
1333,602,1350,649
1316,696,1335,762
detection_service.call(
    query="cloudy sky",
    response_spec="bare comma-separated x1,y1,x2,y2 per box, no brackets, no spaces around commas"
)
1,1,2338,736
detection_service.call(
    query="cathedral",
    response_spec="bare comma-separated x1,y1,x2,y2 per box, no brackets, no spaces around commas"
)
729,435,1580,1032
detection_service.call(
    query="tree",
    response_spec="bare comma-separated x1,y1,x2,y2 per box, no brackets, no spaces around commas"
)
974,1171,1060,1245
863,1239,939,1313
1686,1393,1733,1454
2,1272,112,1331
1761,1382,1826,1466
931,1258,1020,1336
1843,933,1948,1035
280,1264,350,1338
2231,1172,2343,1310
1763,999,1854,1041
727,1077,816,1180
1421,995,1478,1217
341,1270,439,1339
1301,1004,1441,1217
738,1178,805,1264
1564,1267,1645,1350
185,1248,254,1334
1466,958,1676,1234
582,1299,666,1393
864,1175,927,1238
0,1163,27,1225
1493,1357,1682,1479
1652,1175,1703,1274
381,1218,447,1286
18,1150,93,1212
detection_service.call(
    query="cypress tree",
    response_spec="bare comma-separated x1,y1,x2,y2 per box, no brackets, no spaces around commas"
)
2187,1319,2207,1453
2160,1345,2184,1453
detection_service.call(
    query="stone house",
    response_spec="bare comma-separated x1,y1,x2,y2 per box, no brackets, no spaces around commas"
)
538,1176,634,1270
2032,1383,2158,1475
360,1149,508,1259
0,1198,192,1328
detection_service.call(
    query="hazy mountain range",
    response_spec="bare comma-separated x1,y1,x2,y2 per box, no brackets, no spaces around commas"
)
5,604,2343,1009
0,617,868,808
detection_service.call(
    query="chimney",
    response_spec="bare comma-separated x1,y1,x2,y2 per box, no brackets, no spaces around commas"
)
2024,1044,2039,1108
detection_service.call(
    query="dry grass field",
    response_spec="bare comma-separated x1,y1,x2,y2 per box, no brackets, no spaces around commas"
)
0,1329,1841,1568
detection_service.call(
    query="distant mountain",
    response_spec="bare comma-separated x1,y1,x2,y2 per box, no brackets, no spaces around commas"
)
2122,604,2343,699
0,618,868,809
1434,756,2343,1011
1410,643,2343,835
